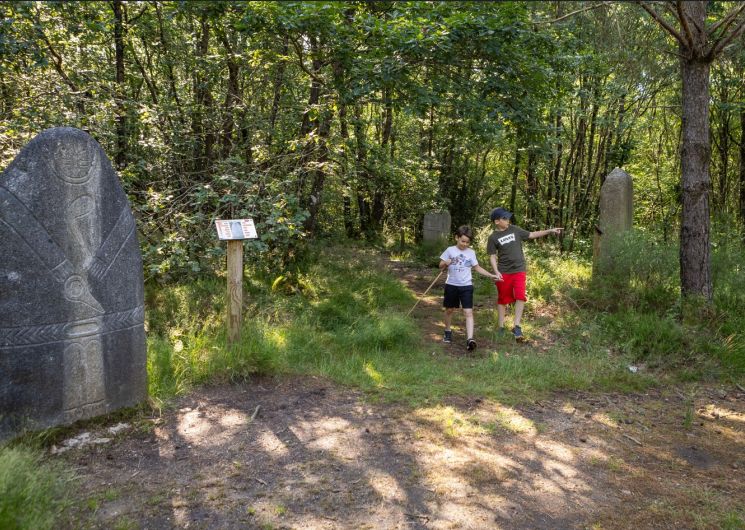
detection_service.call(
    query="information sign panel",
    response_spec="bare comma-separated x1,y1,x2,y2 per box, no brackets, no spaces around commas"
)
215,219,258,240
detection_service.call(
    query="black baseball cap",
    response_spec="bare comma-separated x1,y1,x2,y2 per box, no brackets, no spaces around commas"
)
490,207,513,221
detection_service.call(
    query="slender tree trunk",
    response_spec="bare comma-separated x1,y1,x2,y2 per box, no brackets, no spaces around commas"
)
739,102,745,242
354,103,372,237
679,54,712,300
192,14,214,177
155,3,184,126
712,75,730,214
112,0,127,168
297,35,322,201
526,146,538,224
304,108,333,234
509,136,521,214
550,111,563,226
218,29,240,158
266,35,288,148
371,86,393,231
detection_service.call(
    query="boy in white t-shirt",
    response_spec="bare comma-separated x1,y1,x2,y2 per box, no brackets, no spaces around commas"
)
439,225,499,351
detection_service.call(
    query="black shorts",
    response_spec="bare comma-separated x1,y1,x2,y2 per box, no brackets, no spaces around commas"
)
443,284,474,309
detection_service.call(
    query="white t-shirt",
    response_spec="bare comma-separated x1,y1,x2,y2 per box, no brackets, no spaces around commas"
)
440,246,479,287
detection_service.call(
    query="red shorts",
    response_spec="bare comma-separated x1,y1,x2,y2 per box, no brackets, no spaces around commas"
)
495,272,527,305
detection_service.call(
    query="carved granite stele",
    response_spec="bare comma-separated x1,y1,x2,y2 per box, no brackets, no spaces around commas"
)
0,127,147,441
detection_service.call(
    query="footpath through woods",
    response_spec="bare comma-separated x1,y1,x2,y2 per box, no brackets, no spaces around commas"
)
56,257,745,529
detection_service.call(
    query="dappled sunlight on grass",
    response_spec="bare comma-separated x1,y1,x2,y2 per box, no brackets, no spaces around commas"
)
699,404,745,424
364,361,385,388
492,404,539,435
267,328,287,350
413,406,490,438
412,401,539,438
590,412,618,429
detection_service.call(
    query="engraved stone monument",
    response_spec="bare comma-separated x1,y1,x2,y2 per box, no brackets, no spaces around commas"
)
594,167,634,272
422,211,451,243
0,127,147,441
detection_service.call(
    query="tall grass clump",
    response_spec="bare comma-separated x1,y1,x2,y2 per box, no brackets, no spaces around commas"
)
567,229,745,377
0,446,74,529
585,230,680,313
145,275,279,403
711,237,745,376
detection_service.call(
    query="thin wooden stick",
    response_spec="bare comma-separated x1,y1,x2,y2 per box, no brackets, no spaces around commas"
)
406,270,444,317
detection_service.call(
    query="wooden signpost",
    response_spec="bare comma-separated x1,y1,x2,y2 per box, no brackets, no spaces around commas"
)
215,219,258,345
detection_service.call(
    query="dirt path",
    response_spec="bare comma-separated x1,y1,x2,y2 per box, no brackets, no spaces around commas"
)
55,260,745,529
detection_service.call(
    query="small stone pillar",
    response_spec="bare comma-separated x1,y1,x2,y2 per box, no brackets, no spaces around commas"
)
594,167,633,273
422,211,451,243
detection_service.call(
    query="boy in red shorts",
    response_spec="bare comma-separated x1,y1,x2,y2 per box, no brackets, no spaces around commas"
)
487,207,562,342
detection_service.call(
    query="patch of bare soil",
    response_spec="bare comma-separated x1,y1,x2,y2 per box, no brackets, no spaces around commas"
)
55,260,745,529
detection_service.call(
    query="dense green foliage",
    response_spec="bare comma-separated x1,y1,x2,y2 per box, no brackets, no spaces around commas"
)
2,1,744,280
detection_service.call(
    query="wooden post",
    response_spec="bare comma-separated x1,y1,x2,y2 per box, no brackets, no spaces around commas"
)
227,239,243,345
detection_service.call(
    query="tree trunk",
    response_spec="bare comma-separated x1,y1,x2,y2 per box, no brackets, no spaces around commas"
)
192,14,214,177
509,136,521,214
112,0,127,169
266,35,288,148
740,102,745,242
354,103,372,237
525,147,538,224
549,111,562,226
679,55,712,301
218,28,240,158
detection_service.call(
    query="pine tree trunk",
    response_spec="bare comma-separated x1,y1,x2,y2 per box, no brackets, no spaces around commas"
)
679,55,713,301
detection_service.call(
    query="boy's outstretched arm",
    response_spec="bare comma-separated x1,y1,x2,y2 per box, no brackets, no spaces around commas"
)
473,264,498,280
489,255,503,280
528,227,563,239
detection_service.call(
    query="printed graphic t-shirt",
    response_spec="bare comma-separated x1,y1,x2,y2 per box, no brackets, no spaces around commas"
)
486,225,531,273
440,246,479,287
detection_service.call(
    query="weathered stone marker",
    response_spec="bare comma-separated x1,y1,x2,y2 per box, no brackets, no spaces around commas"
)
0,127,147,441
422,211,451,243
594,167,634,272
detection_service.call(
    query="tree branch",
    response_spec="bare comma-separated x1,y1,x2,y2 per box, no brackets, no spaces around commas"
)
676,1,695,49
638,2,689,48
126,3,149,25
290,37,326,86
708,16,745,59
708,3,745,35
33,8,79,93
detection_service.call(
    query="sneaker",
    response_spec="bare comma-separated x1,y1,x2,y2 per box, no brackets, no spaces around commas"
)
466,338,477,351
496,327,505,336
512,325,525,342
443,329,452,343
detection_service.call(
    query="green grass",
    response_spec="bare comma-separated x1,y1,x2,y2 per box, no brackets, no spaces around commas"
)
140,235,744,407
0,446,75,530
143,242,663,406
